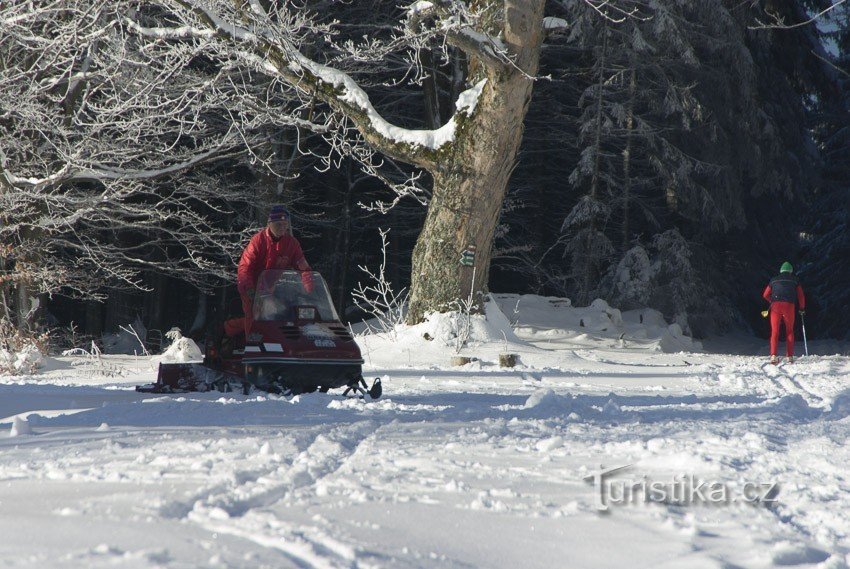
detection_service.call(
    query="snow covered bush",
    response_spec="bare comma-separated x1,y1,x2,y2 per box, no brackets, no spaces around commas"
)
352,230,408,339
102,317,148,355
156,328,203,362
561,196,615,304
0,318,47,376
606,246,653,309
647,230,699,326
601,230,732,336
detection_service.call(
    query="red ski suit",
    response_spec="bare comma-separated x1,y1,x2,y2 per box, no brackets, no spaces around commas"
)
761,281,806,357
226,228,312,337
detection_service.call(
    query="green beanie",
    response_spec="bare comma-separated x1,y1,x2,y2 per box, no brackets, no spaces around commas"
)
780,261,793,273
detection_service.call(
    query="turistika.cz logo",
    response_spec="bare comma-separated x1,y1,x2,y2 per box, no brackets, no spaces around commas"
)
584,465,780,512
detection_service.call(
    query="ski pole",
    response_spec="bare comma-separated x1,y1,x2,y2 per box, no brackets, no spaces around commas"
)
800,312,809,357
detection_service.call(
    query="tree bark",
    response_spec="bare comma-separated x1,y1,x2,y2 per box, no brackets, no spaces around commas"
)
407,0,545,323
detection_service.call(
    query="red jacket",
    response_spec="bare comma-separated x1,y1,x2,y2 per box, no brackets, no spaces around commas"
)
237,228,311,295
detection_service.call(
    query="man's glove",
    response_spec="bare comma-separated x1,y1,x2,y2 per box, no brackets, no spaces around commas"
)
799,310,806,317
301,271,314,294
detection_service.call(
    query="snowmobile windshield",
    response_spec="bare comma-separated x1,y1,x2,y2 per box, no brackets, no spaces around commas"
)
252,270,339,322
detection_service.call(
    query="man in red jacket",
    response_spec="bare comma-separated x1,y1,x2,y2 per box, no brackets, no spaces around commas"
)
225,205,313,337
762,261,806,364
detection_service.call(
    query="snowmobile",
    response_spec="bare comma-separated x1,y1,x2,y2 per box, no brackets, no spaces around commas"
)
137,270,382,399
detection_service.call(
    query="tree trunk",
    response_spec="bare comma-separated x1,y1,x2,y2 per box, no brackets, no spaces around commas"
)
0,252,11,323
13,227,42,332
581,22,609,302
334,162,354,313
407,0,545,323
85,300,103,337
421,48,443,130
15,280,32,330
143,271,167,332
622,67,636,252
189,292,207,335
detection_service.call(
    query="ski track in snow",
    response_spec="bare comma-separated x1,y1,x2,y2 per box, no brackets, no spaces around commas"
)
2,341,850,566
181,421,379,569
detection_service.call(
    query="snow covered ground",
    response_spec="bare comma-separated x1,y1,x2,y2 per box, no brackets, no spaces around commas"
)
2,295,850,568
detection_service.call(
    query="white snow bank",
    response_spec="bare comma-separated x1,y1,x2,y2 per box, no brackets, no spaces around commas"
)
492,294,702,353
359,295,525,349
9,415,32,436
424,296,522,345
354,293,701,372
155,329,203,363
522,389,588,418
520,389,628,421
658,323,700,353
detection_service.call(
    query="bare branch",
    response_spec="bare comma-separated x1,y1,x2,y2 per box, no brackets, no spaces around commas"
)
750,0,847,30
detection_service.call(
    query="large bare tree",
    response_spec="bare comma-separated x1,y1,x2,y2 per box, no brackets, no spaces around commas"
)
133,0,555,323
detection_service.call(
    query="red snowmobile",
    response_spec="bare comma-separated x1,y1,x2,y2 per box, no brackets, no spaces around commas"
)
137,270,381,399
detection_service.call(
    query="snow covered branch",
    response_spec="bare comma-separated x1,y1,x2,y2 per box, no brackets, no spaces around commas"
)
138,0,492,172
405,1,510,70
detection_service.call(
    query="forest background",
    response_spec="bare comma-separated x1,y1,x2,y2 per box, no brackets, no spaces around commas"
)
2,0,849,349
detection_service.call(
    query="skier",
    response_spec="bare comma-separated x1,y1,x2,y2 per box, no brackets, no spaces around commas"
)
225,205,314,337
761,262,806,364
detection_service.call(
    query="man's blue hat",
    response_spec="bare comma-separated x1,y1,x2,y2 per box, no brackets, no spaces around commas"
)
268,205,290,222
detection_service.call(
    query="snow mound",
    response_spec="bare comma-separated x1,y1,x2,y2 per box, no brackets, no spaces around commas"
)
523,389,570,411
496,295,623,333
621,308,668,328
353,292,703,372
358,295,530,355
521,389,595,420
825,388,850,421
658,323,701,353
771,394,821,421
9,416,32,436
416,297,523,346
492,294,702,353
156,330,203,363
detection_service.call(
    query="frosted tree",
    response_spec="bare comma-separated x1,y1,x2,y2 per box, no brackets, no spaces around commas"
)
2,0,639,325
0,1,313,328
531,0,823,320
598,229,712,334
552,1,712,303
799,1,850,338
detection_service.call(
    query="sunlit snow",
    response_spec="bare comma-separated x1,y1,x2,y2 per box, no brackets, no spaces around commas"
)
1,295,849,567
